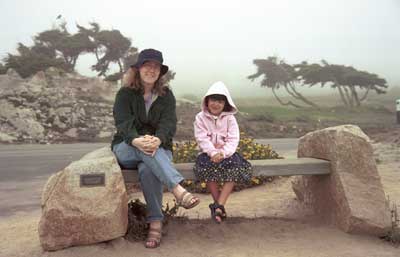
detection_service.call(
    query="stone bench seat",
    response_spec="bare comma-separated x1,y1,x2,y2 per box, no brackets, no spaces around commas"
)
39,125,391,251
121,158,331,183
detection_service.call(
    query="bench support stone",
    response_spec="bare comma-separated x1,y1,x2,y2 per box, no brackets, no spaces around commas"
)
293,125,391,236
39,147,128,251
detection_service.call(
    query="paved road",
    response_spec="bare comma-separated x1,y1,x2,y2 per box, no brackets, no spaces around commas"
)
0,139,298,218
0,143,108,182
256,138,298,157
0,143,108,217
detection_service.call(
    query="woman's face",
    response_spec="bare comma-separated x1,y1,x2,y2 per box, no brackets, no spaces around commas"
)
208,98,225,116
139,61,161,86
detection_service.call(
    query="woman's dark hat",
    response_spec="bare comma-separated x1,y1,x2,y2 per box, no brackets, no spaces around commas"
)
132,48,169,76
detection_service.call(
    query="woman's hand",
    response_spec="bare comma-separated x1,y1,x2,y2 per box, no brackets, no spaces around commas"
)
132,136,161,156
211,152,224,163
143,135,161,155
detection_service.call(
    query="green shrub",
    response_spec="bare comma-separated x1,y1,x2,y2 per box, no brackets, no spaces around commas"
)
125,199,180,242
172,140,198,163
173,132,280,163
237,132,280,160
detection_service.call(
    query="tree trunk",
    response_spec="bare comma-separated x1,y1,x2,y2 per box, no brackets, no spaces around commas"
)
71,56,78,71
94,48,100,62
117,59,124,84
350,86,361,107
359,87,370,102
337,85,349,107
65,56,75,72
117,59,123,73
343,86,354,108
285,83,320,109
272,87,303,108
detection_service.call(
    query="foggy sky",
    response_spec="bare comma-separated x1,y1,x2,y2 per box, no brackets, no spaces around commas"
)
1,0,399,98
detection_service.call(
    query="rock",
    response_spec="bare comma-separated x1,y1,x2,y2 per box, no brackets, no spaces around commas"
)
6,68,20,78
0,69,117,143
295,125,391,236
55,107,72,125
291,178,306,202
5,96,24,106
70,112,80,126
28,71,48,90
0,101,45,141
12,109,45,140
0,132,17,143
64,128,78,138
39,147,128,251
98,130,112,138
0,73,25,94
48,108,56,117
53,116,67,130
4,84,29,98
45,67,64,77
78,107,86,117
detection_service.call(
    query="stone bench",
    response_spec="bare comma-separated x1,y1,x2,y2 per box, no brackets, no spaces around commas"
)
121,158,331,183
39,125,391,251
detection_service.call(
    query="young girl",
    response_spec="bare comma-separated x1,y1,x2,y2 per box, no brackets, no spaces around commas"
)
193,81,252,223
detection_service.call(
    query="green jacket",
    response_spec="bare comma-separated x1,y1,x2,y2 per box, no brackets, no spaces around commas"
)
111,86,177,151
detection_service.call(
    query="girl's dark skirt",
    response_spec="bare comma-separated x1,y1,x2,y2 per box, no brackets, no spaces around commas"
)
193,152,252,183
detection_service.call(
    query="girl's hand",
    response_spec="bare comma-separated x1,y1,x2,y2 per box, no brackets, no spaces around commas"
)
211,152,224,163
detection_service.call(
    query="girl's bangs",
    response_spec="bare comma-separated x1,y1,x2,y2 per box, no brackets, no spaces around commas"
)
208,94,226,101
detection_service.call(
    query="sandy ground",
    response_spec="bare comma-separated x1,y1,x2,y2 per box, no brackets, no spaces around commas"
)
0,142,399,257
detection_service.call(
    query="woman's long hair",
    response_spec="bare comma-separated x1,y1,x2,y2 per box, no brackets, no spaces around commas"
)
122,68,168,96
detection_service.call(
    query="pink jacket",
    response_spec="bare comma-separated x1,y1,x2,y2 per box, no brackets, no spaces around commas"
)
194,81,240,158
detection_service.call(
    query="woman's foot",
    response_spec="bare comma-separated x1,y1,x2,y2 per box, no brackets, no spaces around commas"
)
176,190,200,209
145,221,162,248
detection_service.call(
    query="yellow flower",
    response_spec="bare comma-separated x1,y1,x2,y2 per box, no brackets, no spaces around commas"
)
200,182,207,188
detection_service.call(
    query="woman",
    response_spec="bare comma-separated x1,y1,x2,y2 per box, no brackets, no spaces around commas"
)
111,48,200,248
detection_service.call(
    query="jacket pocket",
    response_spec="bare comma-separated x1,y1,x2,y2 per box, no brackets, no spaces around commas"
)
216,132,228,147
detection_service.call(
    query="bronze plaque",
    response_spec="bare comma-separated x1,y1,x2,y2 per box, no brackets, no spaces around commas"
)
80,173,105,187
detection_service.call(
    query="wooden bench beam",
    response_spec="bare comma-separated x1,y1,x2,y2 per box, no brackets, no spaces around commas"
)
121,157,331,183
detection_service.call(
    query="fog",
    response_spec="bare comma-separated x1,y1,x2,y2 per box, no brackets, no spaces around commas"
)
1,0,399,98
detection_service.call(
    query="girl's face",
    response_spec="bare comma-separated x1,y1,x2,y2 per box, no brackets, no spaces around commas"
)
208,98,225,116
139,61,161,86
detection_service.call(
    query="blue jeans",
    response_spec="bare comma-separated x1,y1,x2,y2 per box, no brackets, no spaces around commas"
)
112,141,184,222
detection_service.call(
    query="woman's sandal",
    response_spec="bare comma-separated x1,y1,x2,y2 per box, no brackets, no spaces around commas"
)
177,190,200,209
209,203,227,224
145,227,162,249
